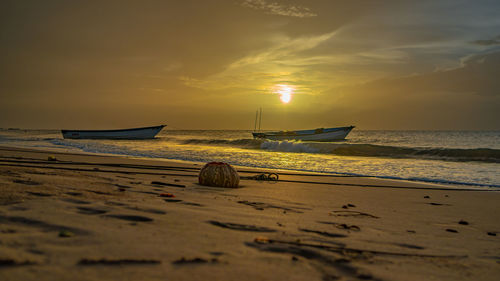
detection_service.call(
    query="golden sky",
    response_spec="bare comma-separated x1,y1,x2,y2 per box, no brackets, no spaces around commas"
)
1,0,499,130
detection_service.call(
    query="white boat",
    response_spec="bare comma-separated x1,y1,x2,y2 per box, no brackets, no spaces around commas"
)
252,126,355,141
61,125,166,139
251,108,354,141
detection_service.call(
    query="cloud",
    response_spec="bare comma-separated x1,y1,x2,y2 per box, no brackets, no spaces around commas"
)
178,26,415,95
177,31,339,94
228,31,336,68
316,51,500,129
241,0,317,18
163,62,183,72
471,35,500,46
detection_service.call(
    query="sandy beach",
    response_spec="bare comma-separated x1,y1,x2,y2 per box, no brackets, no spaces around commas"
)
0,146,499,281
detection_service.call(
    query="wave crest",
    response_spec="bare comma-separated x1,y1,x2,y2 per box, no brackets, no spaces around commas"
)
260,140,320,153
178,138,263,148
174,137,499,163
331,144,500,163
257,141,499,163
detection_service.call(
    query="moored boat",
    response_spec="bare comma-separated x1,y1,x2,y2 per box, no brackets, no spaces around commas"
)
252,126,355,141
61,125,166,139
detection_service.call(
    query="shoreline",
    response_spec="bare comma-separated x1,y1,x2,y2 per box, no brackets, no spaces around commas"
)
0,145,499,280
1,144,497,190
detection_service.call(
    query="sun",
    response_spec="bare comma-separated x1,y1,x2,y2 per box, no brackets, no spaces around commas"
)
280,91,291,103
275,84,294,104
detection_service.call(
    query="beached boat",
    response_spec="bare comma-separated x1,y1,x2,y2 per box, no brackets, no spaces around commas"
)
61,125,166,139
252,126,355,141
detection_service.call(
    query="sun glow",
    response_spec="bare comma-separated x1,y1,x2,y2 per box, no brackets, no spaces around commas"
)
275,84,294,104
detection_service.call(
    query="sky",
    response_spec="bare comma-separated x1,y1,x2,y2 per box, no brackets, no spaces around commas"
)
1,0,499,130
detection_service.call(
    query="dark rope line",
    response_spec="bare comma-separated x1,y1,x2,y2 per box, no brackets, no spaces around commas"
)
0,154,360,178
0,158,198,173
0,163,199,178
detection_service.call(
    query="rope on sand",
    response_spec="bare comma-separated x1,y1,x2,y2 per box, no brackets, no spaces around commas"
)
0,154,360,178
241,173,279,181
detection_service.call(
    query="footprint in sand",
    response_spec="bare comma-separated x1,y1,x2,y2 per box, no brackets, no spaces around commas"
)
0,215,89,235
26,192,52,197
299,228,348,238
151,181,186,188
66,192,83,196
428,202,451,206
13,179,40,185
78,258,160,265
61,198,91,205
164,199,183,203
246,241,363,281
0,258,37,267
115,184,132,189
341,203,356,209
172,257,219,265
207,220,276,232
329,210,379,219
393,243,425,250
102,214,154,222
237,200,304,213
162,199,203,206
116,175,135,180
77,206,109,215
317,221,361,231
105,201,127,206
125,206,167,215
85,189,113,195
132,191,160,195
181,202,204,207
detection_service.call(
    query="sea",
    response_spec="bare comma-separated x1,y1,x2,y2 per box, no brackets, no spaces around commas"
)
0,129,499,188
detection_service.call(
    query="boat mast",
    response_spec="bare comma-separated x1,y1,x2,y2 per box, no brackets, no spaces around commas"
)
254,110,258,132
258,107,262,132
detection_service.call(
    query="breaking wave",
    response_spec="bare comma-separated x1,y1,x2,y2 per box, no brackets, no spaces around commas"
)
178,138,263,149
328,144,500,163
173,138,499,163
259,141,500,163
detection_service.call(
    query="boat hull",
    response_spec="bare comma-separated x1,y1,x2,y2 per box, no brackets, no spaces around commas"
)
253,126,354,141
61,125,166,140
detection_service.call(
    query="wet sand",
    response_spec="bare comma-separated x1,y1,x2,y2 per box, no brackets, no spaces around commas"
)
0,146,499,281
